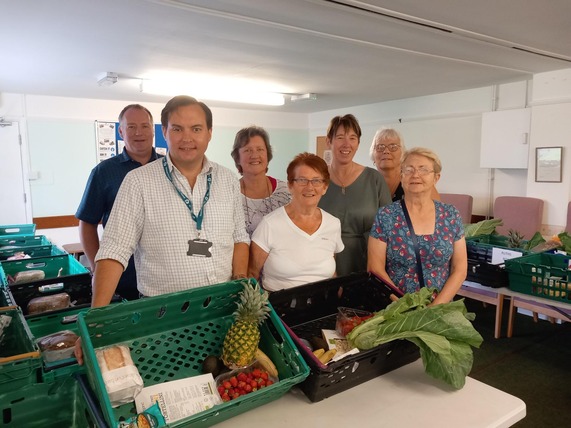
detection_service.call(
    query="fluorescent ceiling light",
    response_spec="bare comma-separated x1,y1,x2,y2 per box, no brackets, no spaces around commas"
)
141,78,285,106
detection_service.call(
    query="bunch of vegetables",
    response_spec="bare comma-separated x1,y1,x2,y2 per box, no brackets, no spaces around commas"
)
524,231,571,253
347,288,483,389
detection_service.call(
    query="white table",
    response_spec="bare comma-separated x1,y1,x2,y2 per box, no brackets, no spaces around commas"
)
215,360,526,428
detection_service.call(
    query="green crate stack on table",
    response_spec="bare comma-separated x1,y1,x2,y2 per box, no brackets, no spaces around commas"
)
505,252,571,303
0,222,68,262
0,224,97,427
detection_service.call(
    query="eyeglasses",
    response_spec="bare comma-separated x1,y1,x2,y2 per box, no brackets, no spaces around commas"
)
375,143,400,152
401,166,434,176
292,178,326,187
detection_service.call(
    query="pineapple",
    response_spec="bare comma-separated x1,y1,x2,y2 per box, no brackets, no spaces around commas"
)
507,229,525,249
222,280,271,369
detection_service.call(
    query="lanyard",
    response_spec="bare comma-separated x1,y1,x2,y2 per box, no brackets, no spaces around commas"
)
162,157,212,233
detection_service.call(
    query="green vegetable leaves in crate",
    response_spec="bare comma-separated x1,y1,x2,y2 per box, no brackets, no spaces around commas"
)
347,288,483,389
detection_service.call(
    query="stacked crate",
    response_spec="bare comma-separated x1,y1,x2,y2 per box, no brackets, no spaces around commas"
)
0,224,96,427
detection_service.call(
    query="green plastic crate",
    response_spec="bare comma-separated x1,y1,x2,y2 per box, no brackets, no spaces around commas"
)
28,306,87,371
505,252,571,303
0,372,97,428
78,280,309,428
0,255,92,316
0,224,36,237
0,286,12,307
466,234,529,288
0,234,50,248
0,307,42,392
0,244,66,261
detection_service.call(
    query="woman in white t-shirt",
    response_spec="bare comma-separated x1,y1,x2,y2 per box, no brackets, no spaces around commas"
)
248,152,344,291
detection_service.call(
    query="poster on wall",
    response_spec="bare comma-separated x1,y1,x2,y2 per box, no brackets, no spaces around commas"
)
95,122,168,163
95,121,117,163
115,124,168,156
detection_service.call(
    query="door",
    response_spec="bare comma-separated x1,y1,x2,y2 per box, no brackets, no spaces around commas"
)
0,121,29,224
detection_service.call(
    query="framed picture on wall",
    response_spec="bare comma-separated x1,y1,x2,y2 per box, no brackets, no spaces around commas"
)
535,146,562,183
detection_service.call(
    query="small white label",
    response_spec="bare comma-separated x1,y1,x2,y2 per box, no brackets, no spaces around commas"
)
491,247,523,265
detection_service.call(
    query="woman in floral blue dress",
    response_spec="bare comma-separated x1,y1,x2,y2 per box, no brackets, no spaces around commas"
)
368,147,467,305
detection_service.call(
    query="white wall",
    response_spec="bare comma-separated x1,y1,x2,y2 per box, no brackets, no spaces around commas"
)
3,94,309,218
308,83,531,218
527,69,571,233
3,67,571,234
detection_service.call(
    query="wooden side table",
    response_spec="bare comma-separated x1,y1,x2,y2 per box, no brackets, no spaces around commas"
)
457,282,507,339
62,242,85,261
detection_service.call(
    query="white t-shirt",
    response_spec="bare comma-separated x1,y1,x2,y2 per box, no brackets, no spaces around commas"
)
252,206,344,291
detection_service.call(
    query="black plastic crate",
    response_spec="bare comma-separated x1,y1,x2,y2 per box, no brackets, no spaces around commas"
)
466,235,528,288
268,272,420,402
0,255,92,317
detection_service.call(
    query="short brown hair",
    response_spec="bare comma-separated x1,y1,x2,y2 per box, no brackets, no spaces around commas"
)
118,104,153,124
160,95,212,129
230,126,273,174
287,152,330,185
326,114,362,142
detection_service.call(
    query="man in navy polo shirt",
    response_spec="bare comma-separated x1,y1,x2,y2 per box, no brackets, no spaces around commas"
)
76,104,162,300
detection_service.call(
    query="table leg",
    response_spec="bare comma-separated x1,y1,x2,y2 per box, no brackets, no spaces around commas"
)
507,297,515,338
494,293,505,339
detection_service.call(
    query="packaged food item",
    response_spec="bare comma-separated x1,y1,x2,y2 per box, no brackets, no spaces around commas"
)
7,252,31,260
335,307,373,337
118,402,166,428
27,292,71,315
12,269,45,284
96,345,144,407
37,330,78,362
0,314,12,345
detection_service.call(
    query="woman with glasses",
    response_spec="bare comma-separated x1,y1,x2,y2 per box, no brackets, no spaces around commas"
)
248,153,344,291
368,147,467,305
318,115,392,277
370,128,440,201
231,126,291,237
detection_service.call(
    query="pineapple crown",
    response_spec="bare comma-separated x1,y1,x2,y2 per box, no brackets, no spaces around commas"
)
507,229,525,248
234,279,271,325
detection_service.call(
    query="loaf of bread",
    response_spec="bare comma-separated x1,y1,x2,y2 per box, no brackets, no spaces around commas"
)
12,269,45,284
27,292,71,315
99,345,131,370
37,330,78,362
96,345,144,407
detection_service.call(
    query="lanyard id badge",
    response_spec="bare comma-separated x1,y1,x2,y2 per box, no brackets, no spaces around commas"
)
163,157,213,257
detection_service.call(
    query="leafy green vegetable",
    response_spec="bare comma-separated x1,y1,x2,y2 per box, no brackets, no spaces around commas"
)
347,288,483,389
557,232,571,253
523,232,545,251
464,218,503,238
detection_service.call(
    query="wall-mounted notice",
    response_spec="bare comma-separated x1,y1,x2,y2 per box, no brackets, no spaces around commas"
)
95,121,117,163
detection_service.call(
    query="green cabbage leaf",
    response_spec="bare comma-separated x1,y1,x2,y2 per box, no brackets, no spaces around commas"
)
347,288,483,389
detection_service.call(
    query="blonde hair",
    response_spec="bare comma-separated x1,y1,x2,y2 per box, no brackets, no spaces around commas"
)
401,147,442,174
369,128,405,162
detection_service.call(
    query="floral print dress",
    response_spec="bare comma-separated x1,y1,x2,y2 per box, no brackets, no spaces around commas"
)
370,200,464,294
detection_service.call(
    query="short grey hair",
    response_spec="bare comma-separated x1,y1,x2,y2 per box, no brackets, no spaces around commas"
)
369,127,405,162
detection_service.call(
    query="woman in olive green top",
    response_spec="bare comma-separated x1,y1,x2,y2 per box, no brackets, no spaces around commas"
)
318,114,391,276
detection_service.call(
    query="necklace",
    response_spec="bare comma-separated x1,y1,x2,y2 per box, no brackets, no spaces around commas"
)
330,162,354,195
241,177,274,234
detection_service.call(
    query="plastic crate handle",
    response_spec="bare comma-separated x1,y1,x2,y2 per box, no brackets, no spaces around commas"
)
25,262,47,269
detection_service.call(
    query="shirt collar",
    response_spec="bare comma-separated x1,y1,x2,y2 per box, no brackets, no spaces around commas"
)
119,147,160,164
166,153,213,176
